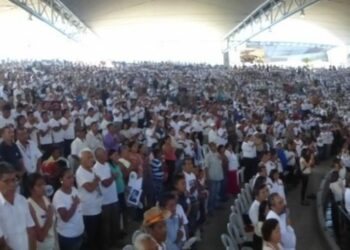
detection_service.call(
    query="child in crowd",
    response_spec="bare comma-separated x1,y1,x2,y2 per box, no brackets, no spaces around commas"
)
150,148,165,202
159,193,183,250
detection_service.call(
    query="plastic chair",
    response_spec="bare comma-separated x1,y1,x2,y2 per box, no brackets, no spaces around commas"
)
131,230,143,244
229,211,253,243
221,233,238,250
237,167,245,186
227,221,243,245
122,245,134,250
240,189,250,211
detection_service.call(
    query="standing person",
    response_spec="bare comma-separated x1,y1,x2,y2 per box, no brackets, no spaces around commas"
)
266,193,296,250
108,149,128,236
268,169,286,203
0,126,24,173
218,145,229,201
241,134,258,183
93,147,121,249
103,123,120,152
299,148,314,206
150,148,165,203
225,144,240,196
85,121,104,152
27,173,56,250
159,193,182,250
76,149,103,250
16,127,43,175
163,135,176,186
52,167,84,250
0,162,36,250
204,142,223,216
38,111,53,159
261,219,283,250
61,109,75,157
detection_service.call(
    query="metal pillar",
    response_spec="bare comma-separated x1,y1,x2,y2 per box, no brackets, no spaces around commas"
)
223,0,321,52
7,0,94,42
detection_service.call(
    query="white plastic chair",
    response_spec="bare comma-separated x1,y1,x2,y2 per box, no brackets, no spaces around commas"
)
229,211,253,243
237,167,245,186
122,245,134,250
227,222,243,245
131,230,143,244
182,236,198,250
239,189,250,211
221,233,238,250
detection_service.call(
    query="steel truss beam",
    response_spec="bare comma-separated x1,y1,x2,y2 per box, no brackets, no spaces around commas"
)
246,41,335,49
223,0,321,52
8,0,93,42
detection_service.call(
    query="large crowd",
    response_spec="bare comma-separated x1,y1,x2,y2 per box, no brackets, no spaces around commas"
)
0,61,350,250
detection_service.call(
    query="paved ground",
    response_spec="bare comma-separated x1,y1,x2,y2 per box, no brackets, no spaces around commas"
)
118,161,331,250
197,160,331,250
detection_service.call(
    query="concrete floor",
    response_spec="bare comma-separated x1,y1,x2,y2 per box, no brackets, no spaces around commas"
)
197,160,331,250
118,161,331,250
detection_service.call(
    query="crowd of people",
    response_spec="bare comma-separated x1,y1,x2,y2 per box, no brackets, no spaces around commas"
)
0,60,349,250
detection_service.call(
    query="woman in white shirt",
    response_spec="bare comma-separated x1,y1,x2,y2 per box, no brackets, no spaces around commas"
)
268,169,286,203
52,168,84,250
261,219,283,250
225,144,240,196
27,173,57,250
299,148,314,206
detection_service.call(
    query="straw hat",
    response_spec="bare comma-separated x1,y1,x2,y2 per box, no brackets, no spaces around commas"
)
143,207,171,227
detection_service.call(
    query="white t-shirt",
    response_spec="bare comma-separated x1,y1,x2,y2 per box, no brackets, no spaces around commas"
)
241,141,257,158
183,171,198,198
93,161,118,205
61,117,75,140
52,188,84,238
225,150,239,171
16,140,43,174
38,121,53,145
71,138,88,157
24,121,39,145
176,204,188,241
0,193,35,250
49,118,64,143
76,166,103,216
0,114,15,129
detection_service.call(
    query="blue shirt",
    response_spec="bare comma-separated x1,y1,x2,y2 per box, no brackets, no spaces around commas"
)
166,215,181,250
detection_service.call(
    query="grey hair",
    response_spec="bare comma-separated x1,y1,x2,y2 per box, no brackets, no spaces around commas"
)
133,233,156,250
78,148,93,158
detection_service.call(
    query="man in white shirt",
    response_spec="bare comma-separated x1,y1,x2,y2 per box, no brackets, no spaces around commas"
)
241,134,258,182
0,162,36,250
86,121,104,152
16,127,42,174
38,111,53,156
76,149,103,249
0,104,15,129
145,121,158,148
248,183,269,250
49,110,64,146
61,109,75,157
266,193,296,250
208,123,218,145
93,147,120,249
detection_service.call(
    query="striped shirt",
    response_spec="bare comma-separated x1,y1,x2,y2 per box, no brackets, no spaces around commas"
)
151,158,164,182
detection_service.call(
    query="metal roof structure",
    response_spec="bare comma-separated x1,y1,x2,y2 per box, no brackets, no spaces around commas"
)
1,0,349,61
